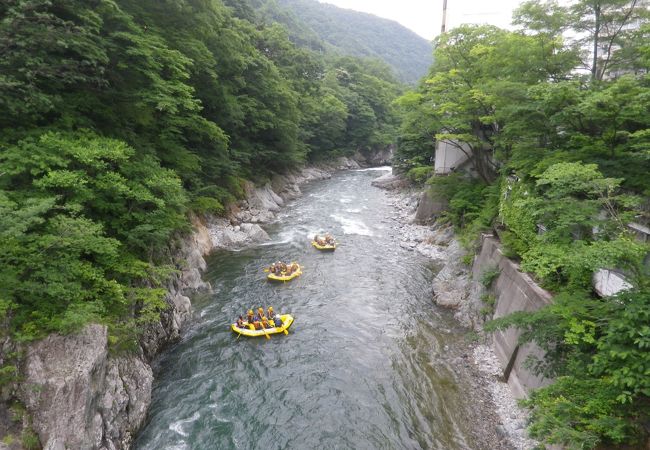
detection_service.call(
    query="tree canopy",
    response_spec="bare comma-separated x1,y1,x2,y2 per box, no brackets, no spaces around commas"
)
0,0,403,344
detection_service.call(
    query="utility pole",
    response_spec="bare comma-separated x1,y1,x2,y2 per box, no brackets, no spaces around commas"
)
441,0,448,33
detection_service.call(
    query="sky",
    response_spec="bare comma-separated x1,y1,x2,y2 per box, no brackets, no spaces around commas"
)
318,0,527,41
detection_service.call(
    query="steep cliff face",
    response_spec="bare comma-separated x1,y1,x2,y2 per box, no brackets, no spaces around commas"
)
19,325,152,450
14,217,213,450
5,158,361,450
141,217,213,360
358,145,394,166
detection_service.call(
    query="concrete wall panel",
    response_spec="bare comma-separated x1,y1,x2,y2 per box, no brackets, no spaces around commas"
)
474,236,553,396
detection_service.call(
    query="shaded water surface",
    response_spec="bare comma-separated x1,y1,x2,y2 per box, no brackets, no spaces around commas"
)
135,169,480,450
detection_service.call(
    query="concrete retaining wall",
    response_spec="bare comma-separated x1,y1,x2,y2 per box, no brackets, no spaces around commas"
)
473,236,553,398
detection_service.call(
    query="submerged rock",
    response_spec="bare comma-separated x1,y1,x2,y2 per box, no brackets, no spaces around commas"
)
371,172,407,190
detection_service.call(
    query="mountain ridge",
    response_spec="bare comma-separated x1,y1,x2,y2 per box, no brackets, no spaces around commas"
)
258,0,434,84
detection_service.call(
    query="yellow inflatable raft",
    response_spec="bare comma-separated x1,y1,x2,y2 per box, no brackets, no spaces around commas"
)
267,264,302,282
231,314,294,337
311,241,336,251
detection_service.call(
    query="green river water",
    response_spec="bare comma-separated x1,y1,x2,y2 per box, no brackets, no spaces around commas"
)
134,168,486,450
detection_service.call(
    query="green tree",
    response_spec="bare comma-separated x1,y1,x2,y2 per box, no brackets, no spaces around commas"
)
487,290,650,449
0,0,405,344
0,131,186,340
421,25,577,182
515,0,650,80
570,0,650,80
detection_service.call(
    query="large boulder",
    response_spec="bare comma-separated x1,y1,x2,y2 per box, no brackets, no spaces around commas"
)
243,182,284,212
20,325,108,450
362,145,394,166
371,172,407,190
210,222,270,249
431,240,472,312
335,156,361,170
414,190,448,224
99,357,153,450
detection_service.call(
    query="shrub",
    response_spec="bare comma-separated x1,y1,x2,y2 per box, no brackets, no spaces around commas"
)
0,365,19,387
190,196,225,215
461,253,474,266
479,293,497,317
522,377,641,449
480,267,501,288
406,165,433,184
488,290,650,448
22,428,40,450
428,174,499,237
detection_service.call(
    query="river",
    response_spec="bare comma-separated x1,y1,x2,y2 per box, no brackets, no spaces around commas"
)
134,168,491,450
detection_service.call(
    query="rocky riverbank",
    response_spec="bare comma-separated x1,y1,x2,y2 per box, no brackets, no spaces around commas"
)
0,156,366,450
380,179,538,450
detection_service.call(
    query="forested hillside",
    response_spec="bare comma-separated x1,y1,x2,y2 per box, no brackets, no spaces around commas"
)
395,0,650,448
252,0,433,84
0,0,402,346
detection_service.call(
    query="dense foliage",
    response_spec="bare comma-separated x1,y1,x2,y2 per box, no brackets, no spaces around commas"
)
396,0,650,447
0,0,402,343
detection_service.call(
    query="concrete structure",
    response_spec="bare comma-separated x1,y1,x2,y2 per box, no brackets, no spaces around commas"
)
628,221,650,243
593,268,633,297
473,236,553,398
590,222,648,297
434,139,472,175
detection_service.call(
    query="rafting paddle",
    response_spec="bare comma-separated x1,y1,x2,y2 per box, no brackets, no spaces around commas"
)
260,322,270,340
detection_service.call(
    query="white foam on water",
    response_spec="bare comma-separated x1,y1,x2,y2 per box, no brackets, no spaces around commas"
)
279,226,310,243
169,412,200,438
339,198,352,204
262,225,321,249
166,443,188,450
345,208,362,213
354,166,391,172
330,214,373,236
258,237,292,247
